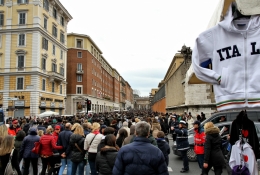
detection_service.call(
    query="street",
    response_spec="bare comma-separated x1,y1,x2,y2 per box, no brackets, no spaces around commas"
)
168,139,228,175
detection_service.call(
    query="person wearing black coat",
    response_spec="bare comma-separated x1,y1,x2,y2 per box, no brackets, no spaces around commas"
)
203,122,225,175
95,134,118,175
156,131,170,166
173,120,189,173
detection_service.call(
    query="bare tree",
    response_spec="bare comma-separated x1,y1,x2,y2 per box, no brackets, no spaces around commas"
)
133,89,141,97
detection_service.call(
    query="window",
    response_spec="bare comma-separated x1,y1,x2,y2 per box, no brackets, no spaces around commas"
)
53,8,57,19
42,79,46,91
77,75,82,82
52,82,55,92
76,85,82,94
18,34,25,46
17,77,24,90
77,51,82,58
42,58,46,70
60,16,64,26
60,85,62,94
44,17,47,29
0,14,3,26
60,32,64,43
18,0,28,4
42,37,48,50
18,55,24,68
0,35,2,48
0,0,4,5
52,25,57,37
60,67,64,76
19,12,26,25
77,63,82,71
52,63,57,72
60,50,63,59
76,39,82,48
91,46,93,54
52,44,55,55
43,0,49,11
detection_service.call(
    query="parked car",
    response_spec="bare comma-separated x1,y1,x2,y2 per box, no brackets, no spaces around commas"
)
172,121,260,162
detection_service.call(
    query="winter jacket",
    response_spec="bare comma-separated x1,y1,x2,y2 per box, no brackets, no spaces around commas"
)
187,118,194,130
39,133,63,157
157,138,170,166
192,4,260,111
8,125,21,136
14,140,23,161
95,146,118,175
204,126,225,166
20,128,40,159
37,125,46,134
152,123,161,132
116,127,130,139
122,135,134,146
194,127,205,155
57,128,73,158
113,137,169,175
70,134,85,163
84,132,103,153
229,141,258,175
175,127,189,151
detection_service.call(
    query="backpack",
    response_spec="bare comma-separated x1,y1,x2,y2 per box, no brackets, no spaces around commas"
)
4,149,18,175
232,165,250,175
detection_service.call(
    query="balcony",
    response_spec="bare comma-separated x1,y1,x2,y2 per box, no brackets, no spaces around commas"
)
76,70,84,74
48,71,64,83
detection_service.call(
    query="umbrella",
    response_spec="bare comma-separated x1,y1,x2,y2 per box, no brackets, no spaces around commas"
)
39,111,59,118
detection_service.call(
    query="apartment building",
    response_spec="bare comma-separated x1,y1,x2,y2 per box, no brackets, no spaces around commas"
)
0,0,72,117
66,33,123,115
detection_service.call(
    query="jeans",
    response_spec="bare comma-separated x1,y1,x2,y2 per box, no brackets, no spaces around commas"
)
23,158,38,175
85,162,91,175
89,160,98,175
197,154,204,170
203,165,223,175
71,161,85,175
180,150,189,171
41,156,55,175
58,159,72,175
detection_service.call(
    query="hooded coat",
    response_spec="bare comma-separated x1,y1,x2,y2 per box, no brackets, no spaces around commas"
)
20,128,40,159
157,138,170,166
70,134,85,163
204,126,225,167
192,4,260,111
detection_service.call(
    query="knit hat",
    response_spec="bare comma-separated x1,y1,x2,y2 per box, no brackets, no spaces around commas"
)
12,119,18,124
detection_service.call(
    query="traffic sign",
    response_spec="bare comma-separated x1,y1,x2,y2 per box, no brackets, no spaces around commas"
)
3,97,19,101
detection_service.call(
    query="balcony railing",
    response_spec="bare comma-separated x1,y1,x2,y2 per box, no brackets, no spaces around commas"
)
48,71,64,82
76,70,84,74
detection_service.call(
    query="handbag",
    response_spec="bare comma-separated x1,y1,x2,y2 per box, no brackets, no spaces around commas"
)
4,149,18,175
232,165,250,175
31,141,41,154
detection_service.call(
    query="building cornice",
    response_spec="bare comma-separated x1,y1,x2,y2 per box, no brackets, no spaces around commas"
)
54,0,73,21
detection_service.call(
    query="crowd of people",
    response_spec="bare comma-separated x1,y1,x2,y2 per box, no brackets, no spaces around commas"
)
0,110,226,175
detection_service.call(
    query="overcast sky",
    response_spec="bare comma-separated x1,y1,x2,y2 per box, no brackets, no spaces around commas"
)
61,0,220,96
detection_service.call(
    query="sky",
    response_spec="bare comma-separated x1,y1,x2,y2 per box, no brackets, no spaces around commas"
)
60,0,220,96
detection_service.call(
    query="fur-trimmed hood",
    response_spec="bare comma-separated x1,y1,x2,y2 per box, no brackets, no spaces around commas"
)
205,126,220,135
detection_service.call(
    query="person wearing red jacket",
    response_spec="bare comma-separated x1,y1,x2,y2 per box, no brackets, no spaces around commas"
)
39,127,63,175
193,120,205,175
8,119,21,136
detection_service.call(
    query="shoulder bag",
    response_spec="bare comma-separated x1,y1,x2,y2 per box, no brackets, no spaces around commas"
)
4,149,18,175
31,141,41,154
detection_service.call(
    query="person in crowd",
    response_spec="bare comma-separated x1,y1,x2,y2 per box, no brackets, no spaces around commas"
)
219,116,226,123
159,117,168,135
14,130,26,163
187,114,194,129
38,130,44,137
113,121,168,175
197,114,202,121
203,122,225,175
116,129,128,148
56,118,64,131
122,125,135,146
70,124,86,175
97,127,115,152
58,123,73,175
110,120,119,136
39,127,63,175
0,123,8,145
152,118,161,138
0,135,22,175
157,131,170,166
8,119,21,136
53,125,62,175
201,113,206,122
172,120,189,173
100,124,107,135
95,134,119,175
37,120,46,134
193,120,205,175
169,116,178,142
20,127,40,175
20,119,27,129
84,122,103,175
83,122,92,137
116,121,130,138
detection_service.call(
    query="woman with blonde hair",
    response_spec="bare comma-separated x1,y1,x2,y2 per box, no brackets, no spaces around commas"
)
84,122,103,175
203,122,225,175
70,124,85,175
0,135,22,175
0,124,8,145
